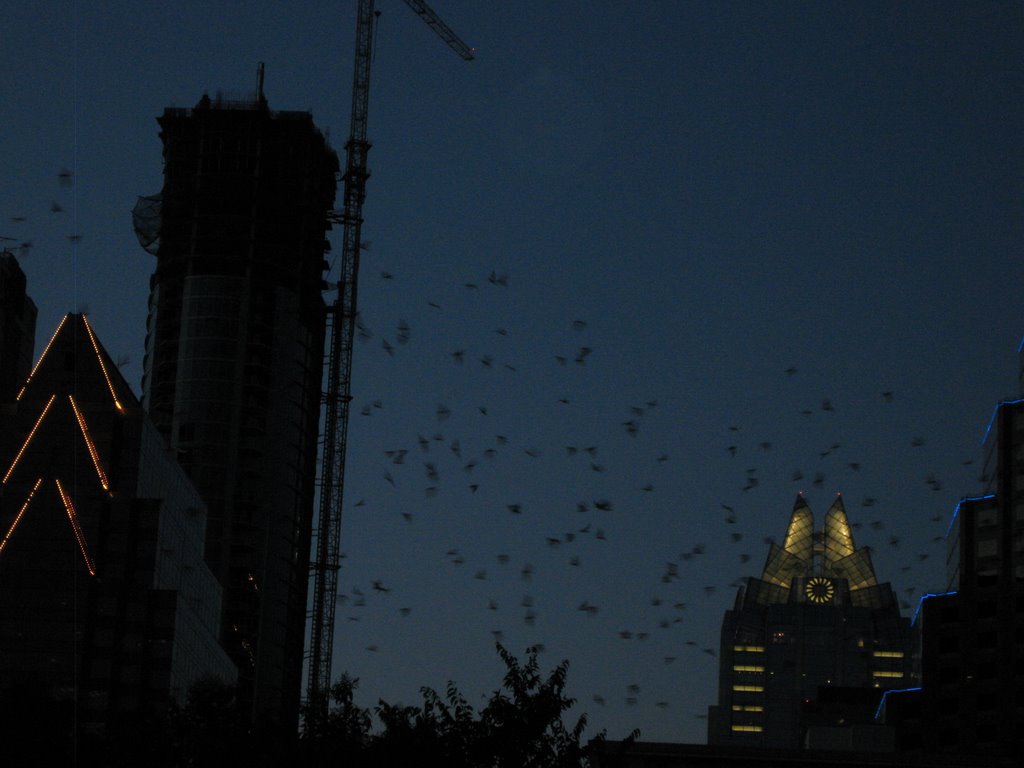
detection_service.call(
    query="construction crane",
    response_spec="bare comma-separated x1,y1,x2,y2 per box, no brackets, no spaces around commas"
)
306,0,473,720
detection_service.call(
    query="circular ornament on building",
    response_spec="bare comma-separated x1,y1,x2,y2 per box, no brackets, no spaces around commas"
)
805,576,835,604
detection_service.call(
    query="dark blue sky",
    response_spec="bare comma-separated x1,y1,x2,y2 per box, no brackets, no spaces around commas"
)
2,1,1022,744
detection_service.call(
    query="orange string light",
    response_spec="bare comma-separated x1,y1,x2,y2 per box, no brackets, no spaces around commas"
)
81,314,124,413
55,477,96,576
2,393,56,485
0,477,43,558
68,395,111,492
16,315,68,401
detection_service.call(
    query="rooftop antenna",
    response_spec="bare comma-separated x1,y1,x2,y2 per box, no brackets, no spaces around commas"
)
256,61,265,104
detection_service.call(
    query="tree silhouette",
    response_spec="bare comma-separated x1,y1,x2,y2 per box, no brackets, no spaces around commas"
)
4,645,620,765
300,643,616,767
301,673,374,766
171,674,252,766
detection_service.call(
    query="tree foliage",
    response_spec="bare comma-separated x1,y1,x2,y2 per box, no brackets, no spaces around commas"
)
7,644,616,766
300,643,609,768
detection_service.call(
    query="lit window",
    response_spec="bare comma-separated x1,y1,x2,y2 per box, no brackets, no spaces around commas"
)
733,665,765,673
733,684,765,692
872,650,904,658
732,644,765,653
872,670,904,678
731,705,765,712
731,724,763,732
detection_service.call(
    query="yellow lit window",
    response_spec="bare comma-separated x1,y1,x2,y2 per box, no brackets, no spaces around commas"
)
732,705,764,712
732,665,765,673
732,684,764,692
871,670,904,678
732,644,766,653
731,724,764,732
872,650,904,658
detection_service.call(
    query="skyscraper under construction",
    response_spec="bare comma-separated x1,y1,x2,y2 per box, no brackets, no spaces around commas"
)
138,89,338,728
707,493,916,748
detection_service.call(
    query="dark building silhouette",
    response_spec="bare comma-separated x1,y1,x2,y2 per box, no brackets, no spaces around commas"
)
0,251,36,403
879,398,1024,762
0,313,234,734
708,494,916,749
138,92,339,727
589,738,1007,768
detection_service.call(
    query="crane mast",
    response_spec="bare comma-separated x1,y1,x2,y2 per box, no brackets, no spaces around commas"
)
307,0,472,720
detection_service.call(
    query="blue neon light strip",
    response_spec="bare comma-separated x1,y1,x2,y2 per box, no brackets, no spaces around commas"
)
944,494,995,540
981,399,1024,446
874,687,922,721
911,591,958,626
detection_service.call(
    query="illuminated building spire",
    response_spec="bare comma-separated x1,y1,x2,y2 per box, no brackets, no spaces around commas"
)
760,493,879,591
783,493,814,562
823,494,855,565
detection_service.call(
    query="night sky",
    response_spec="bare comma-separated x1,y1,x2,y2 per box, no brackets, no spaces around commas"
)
2,1,1022,745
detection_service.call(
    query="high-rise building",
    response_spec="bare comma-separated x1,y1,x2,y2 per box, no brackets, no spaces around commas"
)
139,91,339,727
708,494,916,749
879,398,1024,761
0,313,234,736
0,251,37,403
